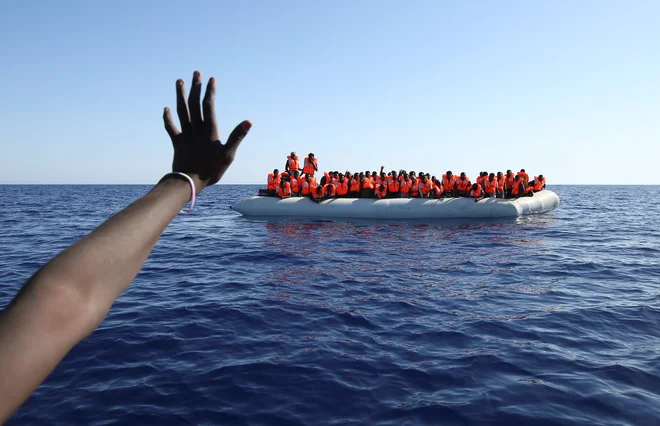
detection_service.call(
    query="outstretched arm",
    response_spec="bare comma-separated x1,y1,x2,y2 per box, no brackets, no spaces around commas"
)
0,71,251,423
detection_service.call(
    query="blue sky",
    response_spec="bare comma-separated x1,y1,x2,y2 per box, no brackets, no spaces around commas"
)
0,0,658,184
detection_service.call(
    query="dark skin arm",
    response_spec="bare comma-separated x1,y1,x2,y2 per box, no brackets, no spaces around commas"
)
0,71,251,423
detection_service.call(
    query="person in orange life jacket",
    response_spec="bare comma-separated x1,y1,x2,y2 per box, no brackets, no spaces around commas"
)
517,169,530,186
417,175,433,198
335,175,349,198
399,173,411,198
432,179,443,198
531,175,546,192
267,169,280,196
387,171,400,198
469,183,484,200
301,174,313,197
496,172,506,198
319,171,331,186
410,173,420,197
455,172,471,197
477,172,488,190
361,172,374,198
441,171,456,197
285,151,301,174
376,171,387,187
504,169,515,197
289,171,301,196
333,171,340,185
375,184,388,199
483,173,498,198
311,184,325,202
324,182,336,198
510,175,530,198
348,173,361,198
302,153,319,176
276,179,291,198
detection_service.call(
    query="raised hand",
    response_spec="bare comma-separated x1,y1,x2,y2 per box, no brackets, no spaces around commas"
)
163,71,251,193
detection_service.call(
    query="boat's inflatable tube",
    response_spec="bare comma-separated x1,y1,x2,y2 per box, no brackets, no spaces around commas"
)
231,190,560,219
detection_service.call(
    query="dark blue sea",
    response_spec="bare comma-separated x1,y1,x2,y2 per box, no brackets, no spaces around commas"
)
1,185,659,426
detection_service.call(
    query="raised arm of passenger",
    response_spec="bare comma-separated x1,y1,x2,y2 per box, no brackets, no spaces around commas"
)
0,71,251,423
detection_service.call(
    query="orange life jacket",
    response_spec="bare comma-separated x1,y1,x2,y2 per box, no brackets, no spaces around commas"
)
324,184,336,197
276,182,291,197
267,173,280,191
400,180,410,194
497,177,505,191
517,171,529,186
336,181,348,196
375,186,387,198
349,178,360,192
533,176,546,191
362,177,374,190
311,186,325,199
286,155,299,172
388,177,400,193
455,177,470,192
420,181,432,196
441,175,455,191
302,157,318,175
301,181,310,195
410,178,420,197
469,186,482,198
511,180,523,196
484,178,497,194
433,183,443,197
505,174,515,189
290,178,299,193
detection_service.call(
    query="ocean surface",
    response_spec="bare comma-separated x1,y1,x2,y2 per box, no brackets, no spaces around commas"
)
1,184,659,426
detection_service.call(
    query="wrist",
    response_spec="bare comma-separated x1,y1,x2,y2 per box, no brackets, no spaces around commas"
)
184,174,208,195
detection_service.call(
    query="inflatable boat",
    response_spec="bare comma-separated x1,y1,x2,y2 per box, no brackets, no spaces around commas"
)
231,190,560,219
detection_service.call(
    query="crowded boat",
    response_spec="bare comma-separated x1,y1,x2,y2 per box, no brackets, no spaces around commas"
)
263,152,547,202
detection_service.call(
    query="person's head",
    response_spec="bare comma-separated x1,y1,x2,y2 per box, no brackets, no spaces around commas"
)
421,175,427,182
446,171,453,178
425,173,430,179
497,172,503,178
372,170,377,176
339,174,345,182
514,175,520,181
392,171,397,177
293,171,299,178
274,169,279,176
460,172,466,178
409,170,415,176
471,183,478,190
381,171,386,178
506,169,512,175
333,171,339,177
520,168,525,172
316,186,323,194
435,179,441,186
308,153,315,159
280,180,286,187
359,172,364,178
291,151,296,158
365,171,371,177
489,173,495,179
538,174,544,180
379,184,385,191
